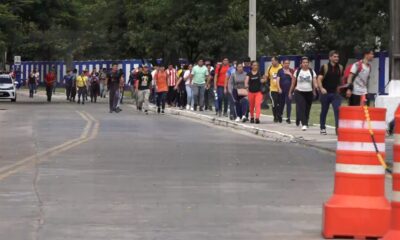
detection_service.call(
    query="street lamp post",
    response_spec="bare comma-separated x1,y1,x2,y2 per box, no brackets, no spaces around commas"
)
249,0,256,61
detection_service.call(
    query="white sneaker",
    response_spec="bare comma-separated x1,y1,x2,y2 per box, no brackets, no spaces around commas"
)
235,117,241,122
302,125,308,131
190,107,194,111
186,105,190,110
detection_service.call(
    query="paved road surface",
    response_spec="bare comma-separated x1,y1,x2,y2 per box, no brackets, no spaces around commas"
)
0,95,340,240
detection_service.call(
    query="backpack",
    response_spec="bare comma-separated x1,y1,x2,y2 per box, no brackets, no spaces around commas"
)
295,68,315,81
343,60,364,85
321,63,344,81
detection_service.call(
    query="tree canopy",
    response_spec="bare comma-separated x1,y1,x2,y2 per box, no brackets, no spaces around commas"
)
0,0,389,65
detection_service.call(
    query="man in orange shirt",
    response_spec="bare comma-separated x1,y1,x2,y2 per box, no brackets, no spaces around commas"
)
214,58,230,117
155,66,168,114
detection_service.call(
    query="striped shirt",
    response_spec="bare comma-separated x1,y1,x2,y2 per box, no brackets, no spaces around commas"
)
166,69,177,86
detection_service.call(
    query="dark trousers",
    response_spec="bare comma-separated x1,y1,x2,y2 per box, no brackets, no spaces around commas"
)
216,86,228,113
29,83,36,97
270,91,280,120
65,84,72,100
46,85,53,102
295,90,313,127
177,88,187,108
204,87,214,110
77,87,86,103
167,86,177,106
349,94,370,106
157,92,167,110
233,89,249,119
90,83,100,103
228,92,236,118
320,93,341,130
279,84,292,120
109,85,120,111
70,86,76,101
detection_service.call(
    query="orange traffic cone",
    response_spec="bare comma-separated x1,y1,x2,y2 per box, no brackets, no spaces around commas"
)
323,106,390,239
382,106,400,239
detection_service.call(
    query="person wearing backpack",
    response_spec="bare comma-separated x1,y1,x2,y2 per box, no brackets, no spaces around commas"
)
289,57,318,131
265,56,283,123
346,49,374,106
317,50,344,135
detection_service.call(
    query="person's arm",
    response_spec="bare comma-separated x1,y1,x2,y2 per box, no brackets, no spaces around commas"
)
288,71,297,99
224,72,230,94
312,73,318,96
214,67,219,89
245,75,249,89
276,70,282,93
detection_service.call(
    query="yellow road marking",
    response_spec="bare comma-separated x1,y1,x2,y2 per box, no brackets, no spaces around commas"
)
0,111,99,181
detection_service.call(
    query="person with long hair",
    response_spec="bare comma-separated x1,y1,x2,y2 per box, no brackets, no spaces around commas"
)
155,66,169,114
245,61,266,124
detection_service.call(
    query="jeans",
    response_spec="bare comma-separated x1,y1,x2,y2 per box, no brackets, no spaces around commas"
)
78,87,86,103
100,80,106,98
295,90,313,127
29,83,36,97
320,93,341,129
279,84,292,120
156,92,167,110
216,86,228,113
192,84,205,109
137,89,150,111
109,85,120,111
233,89,249,119
186,85,193,108
248,91,263,119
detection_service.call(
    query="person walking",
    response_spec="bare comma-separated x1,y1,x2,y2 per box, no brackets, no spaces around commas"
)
191,59,209,111
76,71,88,105
265,56,283,123
136,65,152,114
346,49,374,106
27,71,38,98
289,57,318,131
99,68,108,98
214,58,230,117
205,61,215,111
225,61,237,120
70,69,77,102
245,61,266,124
317,50,344,135
166,64,177,107
174,65,188,110
155,66,168,114
50,65,57,94
45,68,56,102
231,64,249,122
90,71,100,103
33,68,40,94
183,64,193,110
277,59,294,124
63,70,74,101
107,64,124,113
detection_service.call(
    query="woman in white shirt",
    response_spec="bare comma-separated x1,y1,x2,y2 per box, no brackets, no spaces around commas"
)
289,57,318,131
184,64,193,110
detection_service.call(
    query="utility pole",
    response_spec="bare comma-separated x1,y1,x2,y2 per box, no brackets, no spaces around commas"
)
389,0,400,95
249,0,256,61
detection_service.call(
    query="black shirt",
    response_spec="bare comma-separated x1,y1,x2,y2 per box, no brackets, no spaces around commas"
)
137,72,152,90
107,71,122,88
247,71,262,93
319,63,343,93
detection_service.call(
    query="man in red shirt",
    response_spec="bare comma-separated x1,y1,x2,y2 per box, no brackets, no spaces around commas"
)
45,67,57,102
214,58,230,117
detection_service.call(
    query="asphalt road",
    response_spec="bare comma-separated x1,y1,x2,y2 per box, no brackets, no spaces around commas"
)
0,94,338,240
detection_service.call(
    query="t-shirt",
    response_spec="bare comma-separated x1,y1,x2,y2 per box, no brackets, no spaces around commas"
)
247,71,262,93
277,68,293,88
294,69,316,92
267,64,282,92
107,71,123,88
319,63,343,93
76,75,87,88
166,69,177,86
137,72,152,90
184,70,192,85
232,71,247,90
64,75,73,85
28,74,36,84
155,71,168,92
191,65,208,85
350,61,371,96
215,65,230,87
243,66,252,74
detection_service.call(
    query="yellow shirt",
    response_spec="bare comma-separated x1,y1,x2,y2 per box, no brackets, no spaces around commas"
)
76,75,87,88
267,64,282,92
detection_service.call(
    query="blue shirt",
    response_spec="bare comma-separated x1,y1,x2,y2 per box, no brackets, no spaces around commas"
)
226,66,236,78
277,68,293,88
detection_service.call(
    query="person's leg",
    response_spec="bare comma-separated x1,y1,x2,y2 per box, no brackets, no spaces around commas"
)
185,85,192,109
248,92,255,119
29,84,33,97
114,89,121,110
192,85,199,110
332,93,342,129
285,91,292,120
47,85,52,102
223,91,228,115
161,92,167,111
255,92,263,120
295,91,307,126
228,92,236,119
156,92,161,111
199,85,205,110
242,97,249,119
77,87,82,103
109,86,115,111
217,87,224,114
319,93,330,130
143,89,150,111
137,90,144,109
304,92,313,126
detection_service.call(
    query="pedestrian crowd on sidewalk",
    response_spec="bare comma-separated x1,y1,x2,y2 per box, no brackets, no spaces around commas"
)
27,49,375,135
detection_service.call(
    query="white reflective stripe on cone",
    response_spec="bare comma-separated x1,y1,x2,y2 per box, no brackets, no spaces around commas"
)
339,120,386,130
393,191,400,202
337,141,385,152
395,134,400,145
393,162,400,174
336,163,385,175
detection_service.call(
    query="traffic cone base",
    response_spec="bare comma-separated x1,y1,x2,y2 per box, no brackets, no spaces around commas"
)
323,195,390,238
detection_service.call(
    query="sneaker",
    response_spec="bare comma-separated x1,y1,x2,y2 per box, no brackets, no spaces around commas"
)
278,117,283,123
242,117,248,123
144,110,148,115
273,118,278,123
199,107,204,112
296,120,300,127
286,119,291,124
250,118,255,123
157,108,161,114
302,125,308,131
223,112,228,117
190,107,194,111
255,119,260,124
82,102,85,105
235,117,241,122
186,105,190,110
115,108,121,113
161,110,165,114
320,129,327,135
